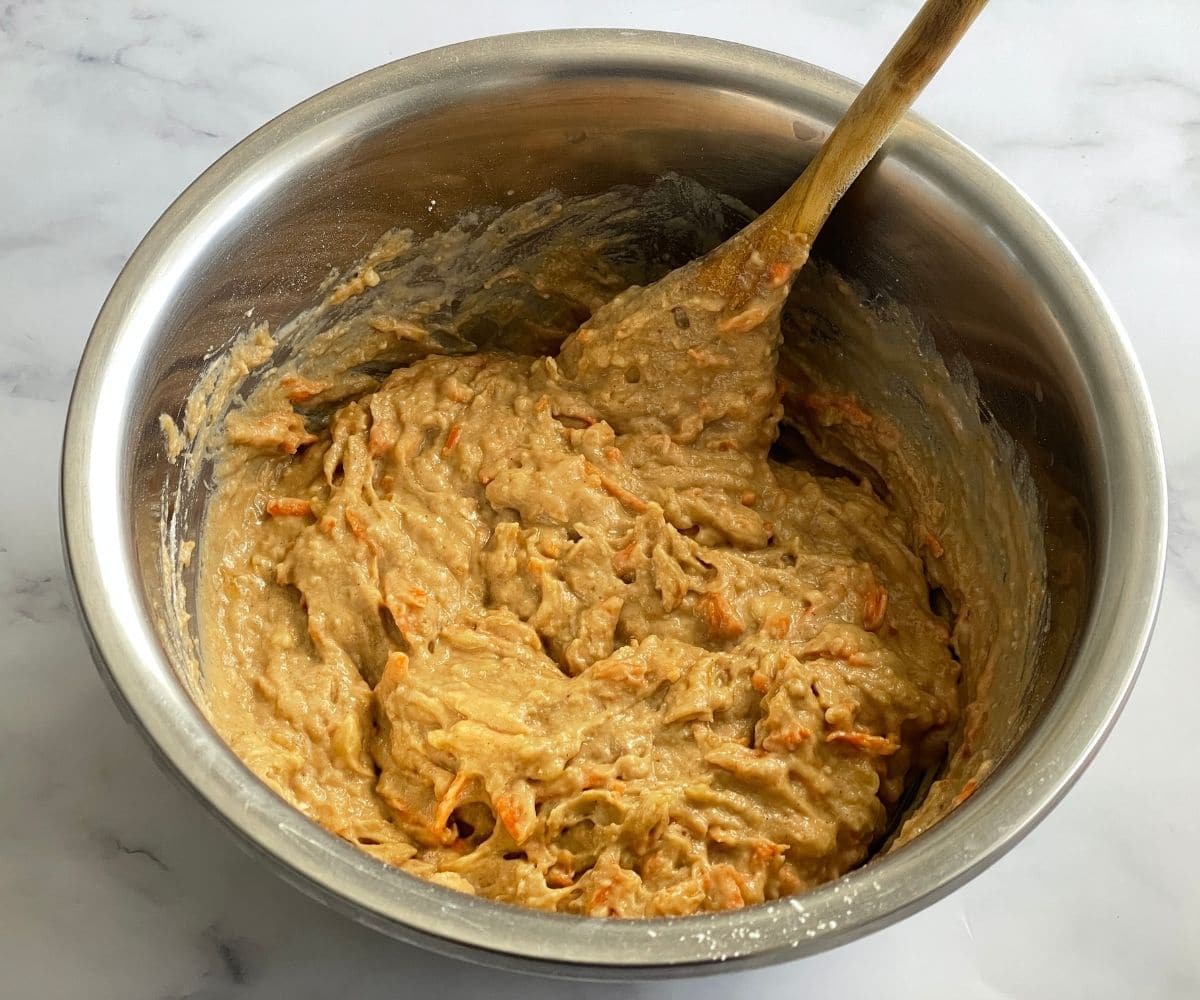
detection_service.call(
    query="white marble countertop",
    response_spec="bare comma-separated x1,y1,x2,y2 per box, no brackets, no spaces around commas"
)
3,1,1197,996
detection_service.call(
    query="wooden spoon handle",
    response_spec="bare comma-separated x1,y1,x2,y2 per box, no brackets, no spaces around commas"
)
770,0,987,245
704,0,987,294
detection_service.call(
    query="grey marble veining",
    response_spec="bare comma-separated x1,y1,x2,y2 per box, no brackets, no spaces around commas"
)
3,1,1198,996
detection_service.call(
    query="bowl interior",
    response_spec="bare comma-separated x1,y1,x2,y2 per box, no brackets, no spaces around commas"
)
135,52,1094,769
67,32,1163,975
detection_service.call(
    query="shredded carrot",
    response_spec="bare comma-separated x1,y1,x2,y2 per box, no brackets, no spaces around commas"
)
697,592,744,642
761,725,810,752
702,863,749,910
763,613,791,639
862,584,889,632
751,669,771,694
432,771,470,834
612,538,639,576
766,261,792,287
592,656,648,686
922,528,945,559
368,420,397,457
952,777,980,808
265,497,312,518
345,509,369,541
752,839,787,861
383,587,427,643
588,883,614,912
826,729,899,756
494,793,526,842
442,424,462,454
599,474,649,512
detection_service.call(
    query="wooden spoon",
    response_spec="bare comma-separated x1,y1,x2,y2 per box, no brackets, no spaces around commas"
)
704,0,989,300
558,0,988,452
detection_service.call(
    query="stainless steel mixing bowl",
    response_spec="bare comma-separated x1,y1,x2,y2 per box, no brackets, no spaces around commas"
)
61,30,1166,978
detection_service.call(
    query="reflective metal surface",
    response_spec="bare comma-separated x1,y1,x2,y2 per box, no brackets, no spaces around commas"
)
61,31,1166,978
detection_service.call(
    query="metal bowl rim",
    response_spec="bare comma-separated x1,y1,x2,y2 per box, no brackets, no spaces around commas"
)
60,28,1167,978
